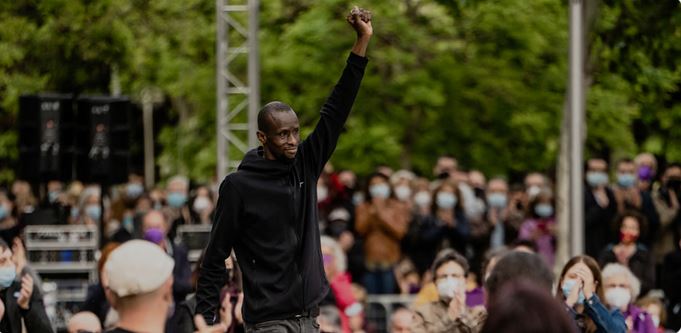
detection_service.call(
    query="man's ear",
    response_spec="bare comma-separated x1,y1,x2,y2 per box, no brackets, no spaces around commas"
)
256,130,267,146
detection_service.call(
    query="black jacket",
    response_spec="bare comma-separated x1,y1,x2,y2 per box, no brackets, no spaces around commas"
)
598,243,656,296
0,279,53,333
584,186,618,258
196,52,368,325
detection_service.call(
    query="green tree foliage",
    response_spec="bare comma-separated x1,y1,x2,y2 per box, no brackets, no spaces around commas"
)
0,0,679,184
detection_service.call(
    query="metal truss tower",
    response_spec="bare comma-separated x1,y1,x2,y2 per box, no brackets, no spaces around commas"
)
216,0,259,181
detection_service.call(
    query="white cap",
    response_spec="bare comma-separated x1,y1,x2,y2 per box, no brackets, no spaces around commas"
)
104,240,174,297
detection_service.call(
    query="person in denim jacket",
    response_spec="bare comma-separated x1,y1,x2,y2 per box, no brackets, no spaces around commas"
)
557,255,627,333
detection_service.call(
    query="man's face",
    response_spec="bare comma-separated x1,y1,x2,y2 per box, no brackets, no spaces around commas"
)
617,162,636,175
142,212,167,240
587,159,608,173
487,179,508,195
434,157,457,176
258,111,300,160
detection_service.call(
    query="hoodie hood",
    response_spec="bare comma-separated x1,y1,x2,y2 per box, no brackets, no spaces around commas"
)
238,147,295,178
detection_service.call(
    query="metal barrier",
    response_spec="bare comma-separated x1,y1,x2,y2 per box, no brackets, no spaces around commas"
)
365,294,415,333
176,223,213,263
25,225,99,331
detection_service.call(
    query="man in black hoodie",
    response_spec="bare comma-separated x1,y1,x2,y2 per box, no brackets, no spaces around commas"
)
196,8,373,332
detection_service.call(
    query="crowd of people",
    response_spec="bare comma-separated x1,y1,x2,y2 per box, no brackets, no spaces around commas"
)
0,151,679,332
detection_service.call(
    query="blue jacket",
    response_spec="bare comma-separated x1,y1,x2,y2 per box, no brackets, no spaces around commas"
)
566,294,627,333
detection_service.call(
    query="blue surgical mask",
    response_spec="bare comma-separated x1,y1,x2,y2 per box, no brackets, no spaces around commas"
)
436,192,457,209
126,183,144,199
0,266,16,289
167,192,187,208
562,278,585,305
487,193,507,209
48,191,60,203
70,207,79,219
85,205,101,221
617,173,636,188
535,203,553,218
586,171,609,187
369,184,391,199
0,206,7,220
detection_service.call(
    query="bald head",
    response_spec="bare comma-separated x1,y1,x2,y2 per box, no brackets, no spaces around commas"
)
142,210,167,233
258,101,295,133
68,311,101,333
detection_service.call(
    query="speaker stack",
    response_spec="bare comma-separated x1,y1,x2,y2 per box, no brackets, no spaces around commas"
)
18,94,136,184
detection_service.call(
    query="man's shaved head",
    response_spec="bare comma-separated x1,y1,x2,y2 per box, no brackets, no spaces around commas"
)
258,101,294,133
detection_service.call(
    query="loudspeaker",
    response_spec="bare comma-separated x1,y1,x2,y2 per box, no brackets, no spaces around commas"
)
18,94,76,182
75,96,133,184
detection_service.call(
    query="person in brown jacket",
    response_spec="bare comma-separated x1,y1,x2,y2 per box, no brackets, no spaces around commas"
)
412,249,485,333
355,172,409,294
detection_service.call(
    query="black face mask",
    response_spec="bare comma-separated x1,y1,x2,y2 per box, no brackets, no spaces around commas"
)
667,178,681,193
438,172,450,180
327,221,348,238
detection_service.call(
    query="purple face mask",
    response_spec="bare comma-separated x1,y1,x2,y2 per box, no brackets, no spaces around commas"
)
143,227,165,244
638,165,654,181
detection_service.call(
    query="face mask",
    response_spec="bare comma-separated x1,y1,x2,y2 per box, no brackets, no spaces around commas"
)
436,192,457,209
651,315,660,328
487,193,507,209
561,279,585,305
144,227,165,244
48,191,60,203
666,178,681,193
527,186,541,199
126,183,144,199
85,205,101,221
123,216,134,232
0,206,6,220
394,185,412,201
193,196,212,213
153,201,163,210
620,231,638,244
605,287,631,309
586,171,609,187
317,186,329,203
638,165,654,181
0,266,16,289
436,277,461,301
617,173,637,188
352,192,364,205
70,207,79,219
167,192,187,208
369,184,391,199
534,203,553,218
408,283,421,294
414,191,431,208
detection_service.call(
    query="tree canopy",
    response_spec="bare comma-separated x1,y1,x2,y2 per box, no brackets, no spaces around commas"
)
1,0,679,184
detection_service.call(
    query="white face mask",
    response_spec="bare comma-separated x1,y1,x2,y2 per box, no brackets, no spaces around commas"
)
192,196,212,213
394,185,412,201
317,186,329,202
369,183,391,199
527,185,541,199
605,287,631,309
651,315,660,328
414,191,431,208
436,277,462,301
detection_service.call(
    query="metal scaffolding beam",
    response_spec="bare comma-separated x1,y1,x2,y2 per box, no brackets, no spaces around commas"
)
216,0,260,181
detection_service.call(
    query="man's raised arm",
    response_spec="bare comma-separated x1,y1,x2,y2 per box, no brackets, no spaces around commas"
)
302,7,373,176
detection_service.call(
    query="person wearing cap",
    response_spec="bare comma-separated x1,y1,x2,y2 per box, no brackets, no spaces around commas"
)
0,238,53,333
104,240,176,333
196,8,373,332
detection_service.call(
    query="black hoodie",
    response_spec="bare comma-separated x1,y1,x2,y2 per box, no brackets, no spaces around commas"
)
196,52,368,324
